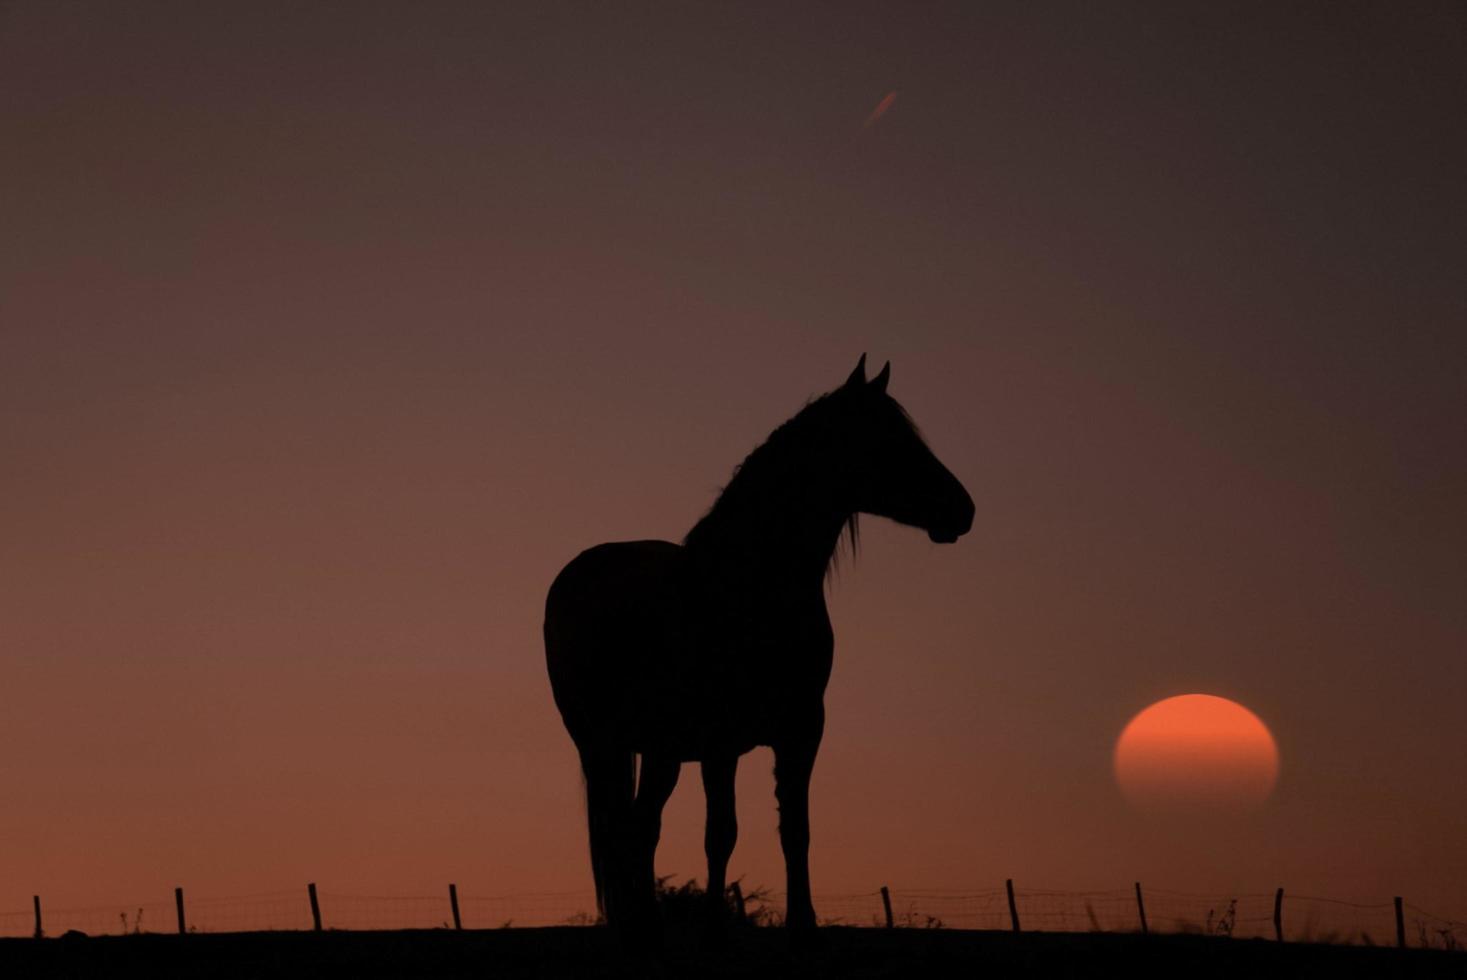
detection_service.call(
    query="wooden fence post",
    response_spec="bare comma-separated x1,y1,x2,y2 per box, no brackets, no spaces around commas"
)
1006,879,1021,933
880,885,894,928
308,882,322,932
33,895,42,939
175,887,187,935
449,883,462,930
730,882,746,924
1273,887,1284,942
1134,882,1148,935
1394,896,1405,948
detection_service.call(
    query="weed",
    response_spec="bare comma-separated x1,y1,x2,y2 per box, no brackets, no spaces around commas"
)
119,908,145,935
899,910,945,929
1205,900,1236,938
1417,920,1460,951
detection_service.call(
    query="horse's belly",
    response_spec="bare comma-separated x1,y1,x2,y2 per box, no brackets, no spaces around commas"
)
545,539,827,759
620,638,811,759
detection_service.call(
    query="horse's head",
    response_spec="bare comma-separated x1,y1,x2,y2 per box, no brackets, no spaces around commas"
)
833,355,974,544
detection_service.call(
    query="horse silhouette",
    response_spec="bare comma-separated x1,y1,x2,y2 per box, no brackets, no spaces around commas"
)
544,356,973,943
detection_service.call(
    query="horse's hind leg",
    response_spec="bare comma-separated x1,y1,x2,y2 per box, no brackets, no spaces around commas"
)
580,746,635,927
700,755,738,943
630,754,680,939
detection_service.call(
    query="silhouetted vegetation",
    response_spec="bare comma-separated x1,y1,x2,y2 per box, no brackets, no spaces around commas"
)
652,876,778,929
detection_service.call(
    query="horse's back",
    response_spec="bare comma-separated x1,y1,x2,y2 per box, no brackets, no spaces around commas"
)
544,540,685,744
545,539,683,630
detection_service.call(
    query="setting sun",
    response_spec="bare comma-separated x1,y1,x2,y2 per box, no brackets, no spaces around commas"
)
1114,694,1280,811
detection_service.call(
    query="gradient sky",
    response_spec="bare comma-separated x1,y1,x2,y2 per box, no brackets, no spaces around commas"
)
3,2,1464,921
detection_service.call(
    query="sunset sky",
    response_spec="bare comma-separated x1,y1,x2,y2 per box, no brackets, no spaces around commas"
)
2,3,1464,924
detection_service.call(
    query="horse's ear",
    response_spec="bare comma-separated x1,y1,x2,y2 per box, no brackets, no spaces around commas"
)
844,353,868,388
871,360,890,393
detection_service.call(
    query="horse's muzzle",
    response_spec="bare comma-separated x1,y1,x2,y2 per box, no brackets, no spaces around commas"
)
928,488,975,544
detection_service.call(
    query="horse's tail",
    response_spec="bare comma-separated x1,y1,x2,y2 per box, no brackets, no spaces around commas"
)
579,746,635,924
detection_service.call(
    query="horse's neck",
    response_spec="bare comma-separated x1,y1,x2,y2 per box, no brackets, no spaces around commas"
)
689,499,849,594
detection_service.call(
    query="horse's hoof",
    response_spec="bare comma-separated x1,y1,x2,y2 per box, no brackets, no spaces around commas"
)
700,919,730,952
613,914,666,957
787,925,825,953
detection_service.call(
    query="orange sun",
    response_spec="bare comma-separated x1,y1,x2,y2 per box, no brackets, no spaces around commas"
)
1114,694,1280,811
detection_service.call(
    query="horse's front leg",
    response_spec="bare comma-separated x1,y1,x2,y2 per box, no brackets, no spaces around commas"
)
774,710,824,937
700,754,739,940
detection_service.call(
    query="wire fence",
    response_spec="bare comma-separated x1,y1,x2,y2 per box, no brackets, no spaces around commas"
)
2,883,1462,952
761,885,1464,950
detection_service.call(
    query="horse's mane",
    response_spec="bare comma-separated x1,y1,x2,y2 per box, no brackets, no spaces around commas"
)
683,389,863,577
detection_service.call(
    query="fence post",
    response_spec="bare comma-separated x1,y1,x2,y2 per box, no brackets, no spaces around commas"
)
1273,887,1284,942
175,887,187,935
1394,896,1405,948
1006,878,1021,933
730,882,747,924
1134,882,1148,935
880,885,894,928
308,882,322,932
33,895,42,939
449,883,462,930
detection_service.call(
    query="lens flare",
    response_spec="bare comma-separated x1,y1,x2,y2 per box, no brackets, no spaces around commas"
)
863,90,898,128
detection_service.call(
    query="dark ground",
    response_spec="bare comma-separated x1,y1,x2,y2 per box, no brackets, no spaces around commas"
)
2,926,1462,979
